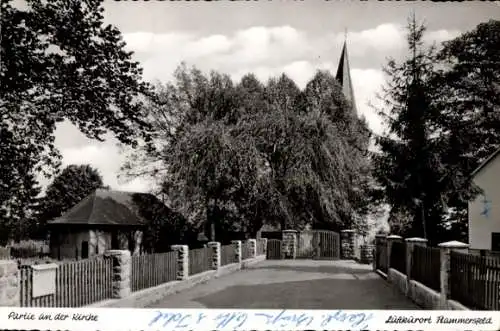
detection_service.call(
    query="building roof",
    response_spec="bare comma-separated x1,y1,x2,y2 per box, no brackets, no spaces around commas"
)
471,147,500,177
48,189,166,226
335,40,357,115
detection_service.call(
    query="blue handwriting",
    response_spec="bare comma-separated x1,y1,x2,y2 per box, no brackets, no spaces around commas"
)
320,310,374,330
213,311,248,329
146,309,373,330
253,309,314,328
148,311,207,328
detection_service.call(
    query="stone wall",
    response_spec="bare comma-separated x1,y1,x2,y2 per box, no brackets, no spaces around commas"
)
89,238,266,308
281,230,297,259
105,249,131,299
0,260,19,307
359,244,374,264
374,236,470,310
232,240,242,264
208,242,221,270
171,245,189,280
6,237,266,308
341,230,355,259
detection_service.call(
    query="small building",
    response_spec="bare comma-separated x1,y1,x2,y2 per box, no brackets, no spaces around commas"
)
48,189,168,260
468,147,500,252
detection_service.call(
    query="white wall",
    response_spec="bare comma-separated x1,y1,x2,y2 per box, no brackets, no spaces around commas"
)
89,230,112,256
469,155,500,250
50,229,89,260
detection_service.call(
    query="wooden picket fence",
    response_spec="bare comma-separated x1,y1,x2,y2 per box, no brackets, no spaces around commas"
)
241,241,251,260
266,239,282,260
20,257,113,307
131,251,178,292
411,245,441,292
450,251,500,310
389,241,406,274
220,244,235,266
188,247,212,276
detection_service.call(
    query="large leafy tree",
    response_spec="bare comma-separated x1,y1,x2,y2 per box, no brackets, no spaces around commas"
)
123,64,373,241
374,19,500,243
34,164,108,239
430,19,500,241
129,193,198,253
373,17,446,242
1,0,152,241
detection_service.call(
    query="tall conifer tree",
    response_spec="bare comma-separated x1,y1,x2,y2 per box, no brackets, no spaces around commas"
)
373,16,444,242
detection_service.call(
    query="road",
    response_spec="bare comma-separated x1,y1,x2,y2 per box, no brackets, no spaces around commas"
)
148,259,422,309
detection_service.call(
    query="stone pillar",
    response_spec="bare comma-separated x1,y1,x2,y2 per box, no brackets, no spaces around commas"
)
231,240,242,264
359,244,374,264
405,237,428,294
438,240,469,308
207,242,221,270
261,238,268,256
0,260,19,306
171,245,189,280
386,235,403,270
248,239,257,258
104,250,131,299
341,229,356,259
373,234,387,271
282,230,298,259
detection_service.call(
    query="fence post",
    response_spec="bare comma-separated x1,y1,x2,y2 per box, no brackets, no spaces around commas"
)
282,230,298,259
438,240,469,309
248,239,257,258
0,260,19,306
360,243,374,264
171,245,189,280
340,229,356,259
104,250,131,299
374,234,387,271
207,242,221,270
405,237,427,295
387,235,403,270
231,240,242,264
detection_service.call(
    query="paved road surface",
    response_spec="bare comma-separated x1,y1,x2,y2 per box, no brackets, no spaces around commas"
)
148,260,422,309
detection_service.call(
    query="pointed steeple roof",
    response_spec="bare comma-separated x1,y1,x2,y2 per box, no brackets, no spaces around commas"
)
335,39,357,115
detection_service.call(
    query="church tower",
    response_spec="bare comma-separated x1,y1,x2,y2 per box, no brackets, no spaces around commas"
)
335,39,357,115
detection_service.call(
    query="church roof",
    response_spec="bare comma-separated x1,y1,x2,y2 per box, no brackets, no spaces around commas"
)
335,40,357,114
48,189,168,226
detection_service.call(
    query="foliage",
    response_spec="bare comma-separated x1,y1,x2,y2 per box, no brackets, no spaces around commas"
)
0,0,152,243
33,164,107,238
430,20,500,238
373,18,500,243
123,63,373,240
372,17,446,242
130,193,198,253
386,207,414,237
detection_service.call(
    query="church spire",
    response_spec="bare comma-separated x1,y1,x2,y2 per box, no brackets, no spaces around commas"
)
335,35,357,115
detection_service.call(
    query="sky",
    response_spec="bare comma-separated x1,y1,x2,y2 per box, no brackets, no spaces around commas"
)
40,1,500,194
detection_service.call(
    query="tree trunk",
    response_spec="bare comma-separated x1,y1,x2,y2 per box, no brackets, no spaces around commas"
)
210,222,216,242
